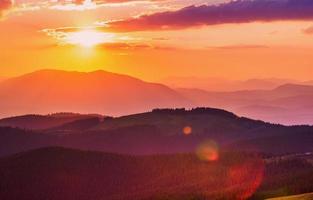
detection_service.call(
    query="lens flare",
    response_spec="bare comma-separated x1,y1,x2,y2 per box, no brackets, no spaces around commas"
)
196,140,219,161
227,156,265,199
183,126,192,135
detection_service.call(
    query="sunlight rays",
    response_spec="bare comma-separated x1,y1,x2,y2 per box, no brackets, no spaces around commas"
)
65,30,114,48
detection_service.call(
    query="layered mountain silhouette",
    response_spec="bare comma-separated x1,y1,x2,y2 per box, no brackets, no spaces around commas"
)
0,69,312,125
1,108,313,199
177,84,313,125
160,77,302,91
0,69,192,118
1,108,313,157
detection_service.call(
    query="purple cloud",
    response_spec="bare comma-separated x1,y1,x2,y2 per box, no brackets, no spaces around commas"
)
104,0,313,32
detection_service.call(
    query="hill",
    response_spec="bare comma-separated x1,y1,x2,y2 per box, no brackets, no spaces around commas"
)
1,108,313,157
0,113,103,130
0,69,192,118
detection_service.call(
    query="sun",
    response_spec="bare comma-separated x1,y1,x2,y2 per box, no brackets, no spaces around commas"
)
65,30,114,48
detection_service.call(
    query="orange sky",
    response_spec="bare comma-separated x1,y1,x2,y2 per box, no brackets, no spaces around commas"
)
1,0,313,81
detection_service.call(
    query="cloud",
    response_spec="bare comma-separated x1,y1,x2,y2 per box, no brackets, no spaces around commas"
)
303,26,313,35
208,44,269,50
12,0,165,12
0,0,13,17
100,0,313,32
42,27,162,50
96,42,154,50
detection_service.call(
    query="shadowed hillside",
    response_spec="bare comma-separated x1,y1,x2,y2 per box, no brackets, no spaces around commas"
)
0,113,103,130
1,108,313,157
0,147,265,200
0,147,312,200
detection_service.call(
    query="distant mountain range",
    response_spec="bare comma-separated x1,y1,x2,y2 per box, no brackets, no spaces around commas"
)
1,108,313,157
160,76,312,91
177,84,313,125
0,69,312,125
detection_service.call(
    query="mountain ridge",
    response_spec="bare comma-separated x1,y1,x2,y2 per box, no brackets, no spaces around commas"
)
0,69,193,118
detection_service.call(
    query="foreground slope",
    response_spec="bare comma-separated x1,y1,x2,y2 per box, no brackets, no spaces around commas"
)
0,147,312,200
0,147,265,200
0,69,191,118
266,193,313,200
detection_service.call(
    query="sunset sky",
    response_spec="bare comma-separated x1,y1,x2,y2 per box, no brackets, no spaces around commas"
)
1,0,313,81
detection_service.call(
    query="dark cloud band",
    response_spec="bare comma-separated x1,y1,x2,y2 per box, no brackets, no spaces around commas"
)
105,0,313,32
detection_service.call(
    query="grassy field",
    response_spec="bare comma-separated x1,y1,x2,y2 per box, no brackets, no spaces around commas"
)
267,192,313,200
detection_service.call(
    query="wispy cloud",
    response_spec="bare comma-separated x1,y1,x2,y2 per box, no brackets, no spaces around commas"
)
13,0,166,11
207,44,269,50
96,42,153,50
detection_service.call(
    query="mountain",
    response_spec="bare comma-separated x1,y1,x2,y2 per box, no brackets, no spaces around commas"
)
177,84,313,125
0,147,312,200
0,113,104,130
0,69,192,118
1,108,313,157
47,117,102,132
160,77,299,91
304,80,313,85
273,84,313,95
1,70,311,125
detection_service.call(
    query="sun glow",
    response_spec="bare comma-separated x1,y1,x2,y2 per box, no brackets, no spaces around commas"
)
65,30,114,48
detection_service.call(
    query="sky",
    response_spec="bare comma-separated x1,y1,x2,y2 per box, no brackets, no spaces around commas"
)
1,0,313,81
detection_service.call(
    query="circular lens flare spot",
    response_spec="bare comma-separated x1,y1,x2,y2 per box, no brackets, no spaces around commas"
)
196,140,219,161
183,126,192,135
